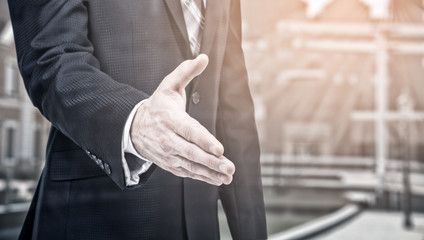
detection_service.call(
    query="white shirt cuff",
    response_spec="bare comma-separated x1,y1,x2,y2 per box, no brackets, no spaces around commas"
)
121,99,153,187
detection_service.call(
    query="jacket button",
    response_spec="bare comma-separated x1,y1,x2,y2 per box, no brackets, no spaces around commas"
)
192,91,200,104
104,163,111,175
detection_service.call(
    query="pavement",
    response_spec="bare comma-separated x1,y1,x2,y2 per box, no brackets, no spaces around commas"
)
317,211,424,240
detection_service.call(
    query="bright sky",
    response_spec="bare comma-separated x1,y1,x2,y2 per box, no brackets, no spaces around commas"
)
303,0,391,19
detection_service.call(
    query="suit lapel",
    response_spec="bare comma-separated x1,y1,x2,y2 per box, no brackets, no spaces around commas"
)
199,1,221,57
163,0,190,49
187,1,222,95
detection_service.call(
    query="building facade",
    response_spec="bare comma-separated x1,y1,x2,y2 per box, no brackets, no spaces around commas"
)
0,13,49,179
242,0,424,162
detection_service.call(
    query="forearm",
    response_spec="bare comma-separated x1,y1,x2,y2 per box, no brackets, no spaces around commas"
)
8,0,149,189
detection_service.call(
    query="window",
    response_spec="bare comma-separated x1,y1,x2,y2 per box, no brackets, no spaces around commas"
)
4,58,20,97
5,128,14,158
2,120,18,165
33,128,42,162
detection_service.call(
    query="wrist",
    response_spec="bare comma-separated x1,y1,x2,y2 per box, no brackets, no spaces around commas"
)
130,99,150,154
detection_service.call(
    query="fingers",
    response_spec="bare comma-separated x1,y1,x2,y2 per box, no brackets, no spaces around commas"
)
175,155,232,185
173,112,224,157
154,157,221,186
162,155,232,186
169,113,235,177
178,151,232,184
160,54,209,92
174,167,223,186
171,134,235,176
136,127,234,185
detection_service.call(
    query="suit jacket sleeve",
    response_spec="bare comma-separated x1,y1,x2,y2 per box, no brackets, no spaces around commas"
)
216,0,267,239
7,0,150,189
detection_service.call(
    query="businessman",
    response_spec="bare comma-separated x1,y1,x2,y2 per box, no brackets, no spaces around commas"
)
8,0,267,239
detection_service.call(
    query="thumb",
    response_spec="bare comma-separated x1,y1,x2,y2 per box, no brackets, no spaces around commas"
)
161,54,209,92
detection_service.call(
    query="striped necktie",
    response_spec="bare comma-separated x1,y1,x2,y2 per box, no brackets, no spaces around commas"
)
181,0,205,56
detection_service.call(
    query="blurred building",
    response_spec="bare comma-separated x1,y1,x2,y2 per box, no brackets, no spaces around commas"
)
0,5,48,179
242,0,424,162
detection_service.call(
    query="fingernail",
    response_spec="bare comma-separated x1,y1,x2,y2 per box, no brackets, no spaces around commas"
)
219,164,228,174
218,174,226,182
217,144,224,155
211,145,223,156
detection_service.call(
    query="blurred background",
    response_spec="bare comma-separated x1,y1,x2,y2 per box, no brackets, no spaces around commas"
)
0,0,424,239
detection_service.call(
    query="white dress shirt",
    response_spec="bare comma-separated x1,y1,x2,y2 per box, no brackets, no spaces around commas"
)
121,100,152,186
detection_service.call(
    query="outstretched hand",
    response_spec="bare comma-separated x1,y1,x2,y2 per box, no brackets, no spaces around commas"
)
131,54,235,186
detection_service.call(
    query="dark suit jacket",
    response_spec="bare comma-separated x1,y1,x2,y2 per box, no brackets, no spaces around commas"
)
8,0,267,239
